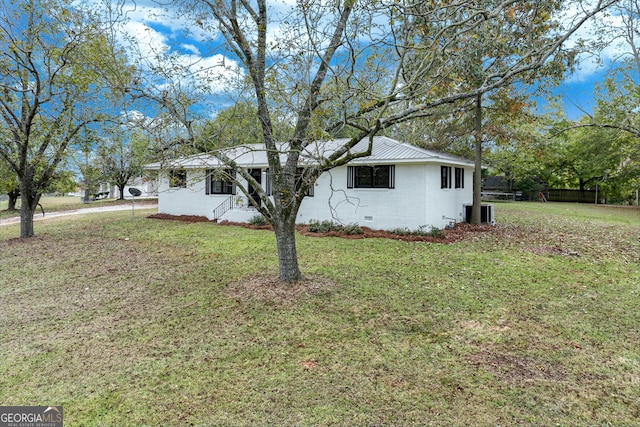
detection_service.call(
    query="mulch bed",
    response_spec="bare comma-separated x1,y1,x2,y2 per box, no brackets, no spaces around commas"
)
147,213,494,243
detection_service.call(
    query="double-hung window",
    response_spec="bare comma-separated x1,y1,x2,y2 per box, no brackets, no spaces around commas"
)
296,168,314,197
206,168,236,195
264,168,314,197
441,166,452,189
455,167,464,189
442,166,465,189
169,168,187,188
347,165,395,189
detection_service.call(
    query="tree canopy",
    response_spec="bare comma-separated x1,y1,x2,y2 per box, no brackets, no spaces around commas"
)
0,0,131,237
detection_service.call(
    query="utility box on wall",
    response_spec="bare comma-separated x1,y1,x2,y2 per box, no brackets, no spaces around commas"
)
465,204,495,225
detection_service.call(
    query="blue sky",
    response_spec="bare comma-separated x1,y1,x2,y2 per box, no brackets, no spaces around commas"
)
115,0,631,122
543,74,602,120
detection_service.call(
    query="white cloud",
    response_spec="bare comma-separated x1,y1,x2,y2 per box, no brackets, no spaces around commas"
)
111,2,243,95
169,52,244,94
121,0,196,34
122,20,168,57
560,2,631,82
181,43,200,55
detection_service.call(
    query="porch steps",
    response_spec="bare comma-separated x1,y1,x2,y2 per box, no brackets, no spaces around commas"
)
212,196,234,221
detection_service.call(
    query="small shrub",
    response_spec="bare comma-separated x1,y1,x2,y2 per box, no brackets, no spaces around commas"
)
308,219,337,233
387,225,445,238
248,215,267,226
307,219,362,234
387,227,412,236
423,225,445,239
343,223,364,235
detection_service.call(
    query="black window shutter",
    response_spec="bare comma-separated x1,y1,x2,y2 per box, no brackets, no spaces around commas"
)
347,166,354,188
388,165,395,189
205,169,211,195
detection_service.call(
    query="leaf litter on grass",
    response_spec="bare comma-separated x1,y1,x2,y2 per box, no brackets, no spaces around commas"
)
224,274,340,304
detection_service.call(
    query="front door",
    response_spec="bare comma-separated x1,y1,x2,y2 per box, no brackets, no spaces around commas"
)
248,168,262,207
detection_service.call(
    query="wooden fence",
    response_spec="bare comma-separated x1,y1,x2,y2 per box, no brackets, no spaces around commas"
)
548,189,598,203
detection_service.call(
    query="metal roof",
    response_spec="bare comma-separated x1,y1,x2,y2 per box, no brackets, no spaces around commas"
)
144,136,474,170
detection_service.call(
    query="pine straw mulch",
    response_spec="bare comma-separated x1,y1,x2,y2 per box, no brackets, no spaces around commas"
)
147,213,494,243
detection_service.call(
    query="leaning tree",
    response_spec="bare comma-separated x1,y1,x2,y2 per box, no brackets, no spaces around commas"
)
130,0,618,281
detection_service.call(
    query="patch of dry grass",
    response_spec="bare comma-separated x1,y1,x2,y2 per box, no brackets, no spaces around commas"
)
225,274,340,303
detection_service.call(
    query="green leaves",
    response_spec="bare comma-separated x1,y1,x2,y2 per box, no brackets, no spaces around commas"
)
0,0,132,236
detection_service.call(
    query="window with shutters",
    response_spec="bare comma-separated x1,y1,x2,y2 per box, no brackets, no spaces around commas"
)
206,169,236,195
265,168,314,197
169,168,187,188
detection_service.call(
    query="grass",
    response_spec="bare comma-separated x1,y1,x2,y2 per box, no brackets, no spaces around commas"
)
0,202,639,426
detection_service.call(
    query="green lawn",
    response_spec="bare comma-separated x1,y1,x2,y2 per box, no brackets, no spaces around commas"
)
0,202,639,426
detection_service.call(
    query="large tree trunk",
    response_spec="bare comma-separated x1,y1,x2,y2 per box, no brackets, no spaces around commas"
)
471,94,483,225
7,189,19,211
118,183,126,200
273,214,302,283
19,173,40,238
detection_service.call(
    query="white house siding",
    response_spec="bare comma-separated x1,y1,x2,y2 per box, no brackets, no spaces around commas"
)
157,169,265,222
423,164,474,228
295,164,421,230
158,170,206,217
296,163,473,231
156,163,473,231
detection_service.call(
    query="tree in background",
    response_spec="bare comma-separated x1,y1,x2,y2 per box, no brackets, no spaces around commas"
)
398,0,585,223
0,0,131,237
0,157,19,210
583,0,640,133
559,0,640,201
544,117,637,202
193,102,271,152
75,135,103,202
483,96,554,197
45,169,78,196
96,124,151,200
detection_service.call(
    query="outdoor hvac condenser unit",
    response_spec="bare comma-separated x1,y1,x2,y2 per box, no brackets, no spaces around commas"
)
465,204,495,225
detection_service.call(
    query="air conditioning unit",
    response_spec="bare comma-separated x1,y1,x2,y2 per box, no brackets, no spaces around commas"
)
464,204,495,225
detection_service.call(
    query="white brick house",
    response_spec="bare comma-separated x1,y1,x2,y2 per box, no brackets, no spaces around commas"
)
144,137,475,231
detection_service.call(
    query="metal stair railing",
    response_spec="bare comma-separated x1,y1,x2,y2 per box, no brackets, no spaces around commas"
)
212,196,234,221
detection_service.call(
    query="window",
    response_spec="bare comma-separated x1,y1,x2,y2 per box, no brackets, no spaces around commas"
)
441,166,452,189
265,168,314,197
169,168,187,188
206,169,236,195
347,165,395,189
455,167,464,189
296,168,314,197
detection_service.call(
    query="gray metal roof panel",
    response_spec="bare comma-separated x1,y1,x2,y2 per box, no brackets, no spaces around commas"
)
144,137,474,169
